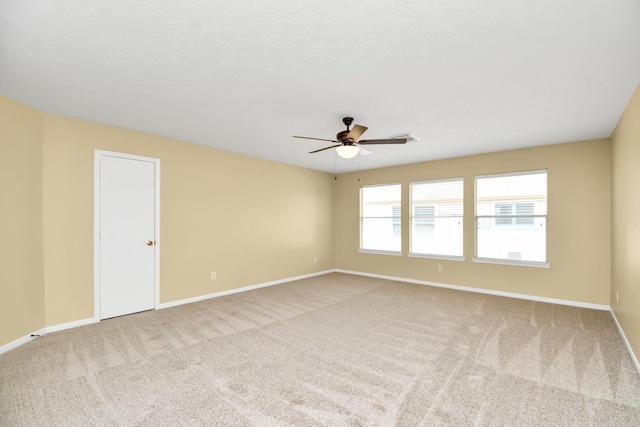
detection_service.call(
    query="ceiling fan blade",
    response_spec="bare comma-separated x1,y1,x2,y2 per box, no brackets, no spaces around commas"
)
294,136,339,143
309,144,341,154
346,124,368,141
355,143,371,156
358,138,407,145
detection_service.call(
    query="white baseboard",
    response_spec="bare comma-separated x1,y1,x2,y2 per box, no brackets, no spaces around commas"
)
0,316,97,356
157,269,336,310
44,317,98,334
0,327,46,355
609,309,640,375
335,269,610,311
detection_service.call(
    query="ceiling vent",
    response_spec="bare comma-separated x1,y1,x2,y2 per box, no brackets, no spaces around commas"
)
388,133,420,142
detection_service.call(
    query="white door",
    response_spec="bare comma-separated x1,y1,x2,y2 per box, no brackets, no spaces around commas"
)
98,153,158,319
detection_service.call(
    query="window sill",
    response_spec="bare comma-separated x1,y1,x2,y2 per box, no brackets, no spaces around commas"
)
358,249,403,257
473,257,550,268
408,253,465,262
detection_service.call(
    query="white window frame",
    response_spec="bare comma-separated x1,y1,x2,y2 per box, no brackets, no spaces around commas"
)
359,183,403,256
409,177,464,261
474,170,550,268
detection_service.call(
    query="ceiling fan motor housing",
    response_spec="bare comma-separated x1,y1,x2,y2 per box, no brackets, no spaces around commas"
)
338,117,355,142
337,130,353,142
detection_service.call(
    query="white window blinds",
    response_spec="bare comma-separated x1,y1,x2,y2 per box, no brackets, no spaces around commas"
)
410,178,463,258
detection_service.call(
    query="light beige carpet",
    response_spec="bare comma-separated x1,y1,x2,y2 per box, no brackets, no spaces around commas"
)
1,273,639,426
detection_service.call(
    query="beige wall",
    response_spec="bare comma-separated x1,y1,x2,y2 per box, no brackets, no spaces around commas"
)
0,97,45,344
0,95,334,346
335,139,612,305
0,92,629,359
611,83,640,358
41,115,335,326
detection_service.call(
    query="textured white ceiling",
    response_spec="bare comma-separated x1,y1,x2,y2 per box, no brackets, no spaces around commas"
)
1,0,639,173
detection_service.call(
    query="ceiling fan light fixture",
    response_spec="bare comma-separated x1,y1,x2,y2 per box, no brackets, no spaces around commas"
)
336,145,359,158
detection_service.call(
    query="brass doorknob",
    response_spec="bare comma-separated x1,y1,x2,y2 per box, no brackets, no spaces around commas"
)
146,240,154,246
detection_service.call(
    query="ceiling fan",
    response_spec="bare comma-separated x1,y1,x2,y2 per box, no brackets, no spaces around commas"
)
293,117,407,158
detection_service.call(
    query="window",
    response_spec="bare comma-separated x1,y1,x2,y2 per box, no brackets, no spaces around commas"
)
360,184,401,254
475,170,548,266
410,178,463,258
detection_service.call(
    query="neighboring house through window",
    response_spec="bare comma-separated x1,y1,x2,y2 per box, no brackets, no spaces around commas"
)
413,205,435,238
392,205,401,237
495,202,535,226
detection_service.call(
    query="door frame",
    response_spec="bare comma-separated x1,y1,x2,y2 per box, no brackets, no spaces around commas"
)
93,150,161,321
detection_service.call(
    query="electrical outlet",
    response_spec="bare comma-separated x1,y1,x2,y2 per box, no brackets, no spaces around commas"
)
616,290,619,302
313,257,317,263
438,264,443,272
211,271,216,280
